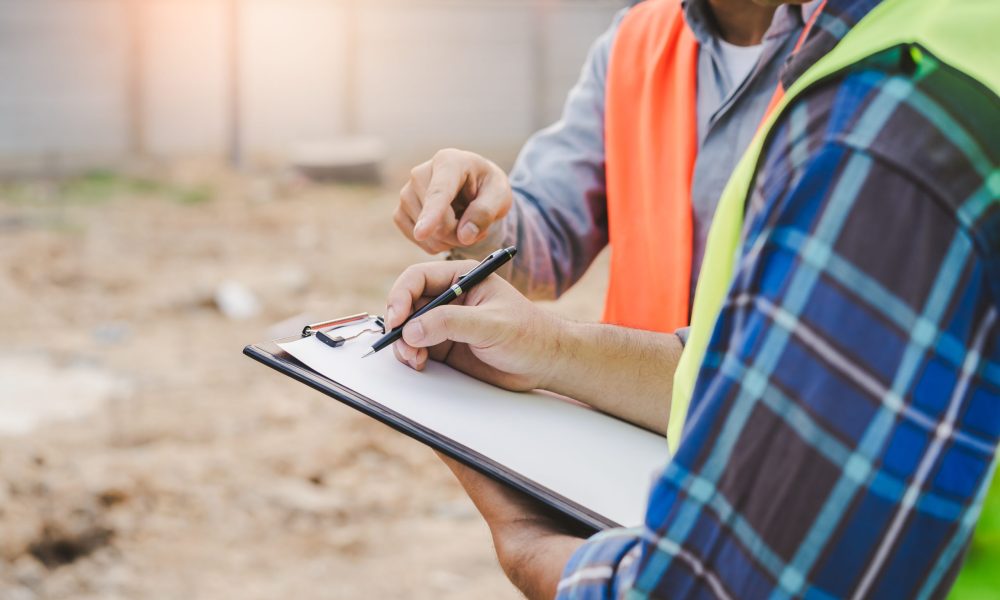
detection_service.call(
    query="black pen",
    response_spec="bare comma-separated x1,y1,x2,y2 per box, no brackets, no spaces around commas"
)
363,246,517,357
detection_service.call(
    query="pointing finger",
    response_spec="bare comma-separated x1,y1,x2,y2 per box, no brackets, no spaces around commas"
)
414,152,465,241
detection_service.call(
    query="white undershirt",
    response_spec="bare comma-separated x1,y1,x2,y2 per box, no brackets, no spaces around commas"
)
717,39,765,92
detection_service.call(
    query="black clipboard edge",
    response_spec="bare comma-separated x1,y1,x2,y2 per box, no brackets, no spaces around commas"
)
244,341,615,533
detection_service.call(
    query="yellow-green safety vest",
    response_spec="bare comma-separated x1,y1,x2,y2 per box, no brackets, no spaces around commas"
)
668,0,999,596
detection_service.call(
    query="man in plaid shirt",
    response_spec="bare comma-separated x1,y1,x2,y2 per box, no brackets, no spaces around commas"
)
382,0,999,597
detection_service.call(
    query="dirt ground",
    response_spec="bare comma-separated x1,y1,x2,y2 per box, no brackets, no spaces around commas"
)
0,166,610,599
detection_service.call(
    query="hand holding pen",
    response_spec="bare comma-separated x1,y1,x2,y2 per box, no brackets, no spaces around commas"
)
379,249,567,394
365,247,517,357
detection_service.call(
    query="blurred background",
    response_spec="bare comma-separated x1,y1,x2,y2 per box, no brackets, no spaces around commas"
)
0,0,1000,600
0,0,627,598
0,0,627,173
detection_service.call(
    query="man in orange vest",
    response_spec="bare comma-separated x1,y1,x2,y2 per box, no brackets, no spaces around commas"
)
394,0,821,335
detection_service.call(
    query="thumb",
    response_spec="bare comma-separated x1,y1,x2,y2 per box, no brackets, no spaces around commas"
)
402,305,500,349
456,186,510,246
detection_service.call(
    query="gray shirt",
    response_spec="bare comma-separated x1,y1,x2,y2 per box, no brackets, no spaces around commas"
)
454,0,815,307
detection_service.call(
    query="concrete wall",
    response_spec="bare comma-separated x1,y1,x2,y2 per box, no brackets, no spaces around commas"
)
0,2,131,165
0,0,622,173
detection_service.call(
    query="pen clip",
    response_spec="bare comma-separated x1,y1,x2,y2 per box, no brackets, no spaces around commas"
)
457,250,496,282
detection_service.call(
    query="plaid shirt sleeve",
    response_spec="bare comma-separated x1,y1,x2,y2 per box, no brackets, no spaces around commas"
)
557,50,1000,599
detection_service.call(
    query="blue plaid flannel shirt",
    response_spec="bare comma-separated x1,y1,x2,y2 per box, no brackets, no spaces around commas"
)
556,1,1000,598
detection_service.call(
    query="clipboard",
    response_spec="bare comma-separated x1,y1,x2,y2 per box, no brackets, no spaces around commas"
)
245,313,668,533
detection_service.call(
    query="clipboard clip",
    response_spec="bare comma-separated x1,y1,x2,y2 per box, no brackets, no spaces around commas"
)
301,312,386,349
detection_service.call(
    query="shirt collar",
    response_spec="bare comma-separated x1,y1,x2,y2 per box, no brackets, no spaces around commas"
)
682,0,814,46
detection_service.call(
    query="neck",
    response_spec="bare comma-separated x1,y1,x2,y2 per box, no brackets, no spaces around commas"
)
706,0,777,46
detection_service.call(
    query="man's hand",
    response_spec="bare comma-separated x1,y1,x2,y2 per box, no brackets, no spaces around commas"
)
395,149,513,254
384,260,682,435
384,260,563,391
438,454,585,599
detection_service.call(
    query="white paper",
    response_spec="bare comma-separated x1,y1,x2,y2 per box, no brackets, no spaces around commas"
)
279,322,669,527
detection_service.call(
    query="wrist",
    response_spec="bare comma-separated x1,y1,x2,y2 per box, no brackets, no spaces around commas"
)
536,312,576,392
491,521,584,600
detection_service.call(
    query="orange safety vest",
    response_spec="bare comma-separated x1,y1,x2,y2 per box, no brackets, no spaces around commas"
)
602,0,822,332
603,0,698,333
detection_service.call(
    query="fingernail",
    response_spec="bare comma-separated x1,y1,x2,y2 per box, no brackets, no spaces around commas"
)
405,320,425,343
460,222,480,242
386,305,397,326
415,218,428,233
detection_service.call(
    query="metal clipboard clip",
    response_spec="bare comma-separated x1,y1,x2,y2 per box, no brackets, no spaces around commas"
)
301,312,386,349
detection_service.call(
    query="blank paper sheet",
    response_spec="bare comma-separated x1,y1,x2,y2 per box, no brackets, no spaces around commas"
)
279,323,669,527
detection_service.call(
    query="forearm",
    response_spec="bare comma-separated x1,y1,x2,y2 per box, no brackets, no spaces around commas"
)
439,454,587,599
494,525,584,600
543,320,682,434
508,192,608,301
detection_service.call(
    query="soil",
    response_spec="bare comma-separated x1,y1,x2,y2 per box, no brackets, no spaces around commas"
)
0,166,609,599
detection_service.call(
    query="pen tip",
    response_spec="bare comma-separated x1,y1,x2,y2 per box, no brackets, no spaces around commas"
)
362,349,374,358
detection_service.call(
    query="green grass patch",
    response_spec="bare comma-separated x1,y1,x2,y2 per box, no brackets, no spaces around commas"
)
58,170,214,206
0,170,217,207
